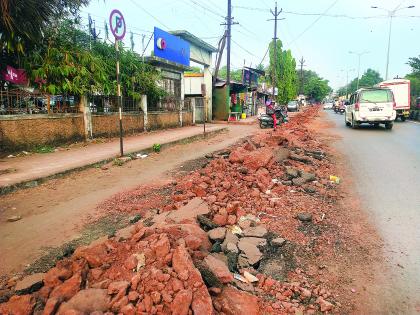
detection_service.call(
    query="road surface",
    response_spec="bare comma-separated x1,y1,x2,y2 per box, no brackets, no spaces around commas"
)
327,110,420,314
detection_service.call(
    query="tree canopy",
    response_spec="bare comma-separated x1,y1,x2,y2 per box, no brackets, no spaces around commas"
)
0,17,163,103
268,39,298,104
337,69,383,97
0,0,89,57
406,55,420,107
218,66,243,82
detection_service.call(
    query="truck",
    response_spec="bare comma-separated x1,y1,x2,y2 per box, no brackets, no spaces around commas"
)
377,79,410,121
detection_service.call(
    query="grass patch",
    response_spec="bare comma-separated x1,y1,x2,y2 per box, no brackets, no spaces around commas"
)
33,145,55,154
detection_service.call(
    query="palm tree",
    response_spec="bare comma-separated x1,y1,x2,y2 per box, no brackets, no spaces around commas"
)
0,0,88,55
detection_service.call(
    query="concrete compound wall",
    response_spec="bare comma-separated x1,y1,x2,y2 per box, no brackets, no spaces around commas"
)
92,113,144,138
0,111,194,151
0,114,85,151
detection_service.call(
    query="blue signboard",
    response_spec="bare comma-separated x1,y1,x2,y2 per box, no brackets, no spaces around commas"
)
154,27,190,66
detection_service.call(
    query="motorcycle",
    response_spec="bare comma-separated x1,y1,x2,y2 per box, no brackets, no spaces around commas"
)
259,106,288,129
338,104,345,114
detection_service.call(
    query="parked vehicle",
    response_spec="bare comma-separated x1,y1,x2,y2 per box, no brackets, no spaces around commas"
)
287,100,299,112
345,88,396,130
377,79,410,121
324,101,334,110
259,106,288,128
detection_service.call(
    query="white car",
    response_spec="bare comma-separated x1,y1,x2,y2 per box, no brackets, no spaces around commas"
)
324,102,334,110
345,88,396,130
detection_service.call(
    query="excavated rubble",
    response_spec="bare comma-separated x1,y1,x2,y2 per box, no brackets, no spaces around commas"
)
0,107,339,314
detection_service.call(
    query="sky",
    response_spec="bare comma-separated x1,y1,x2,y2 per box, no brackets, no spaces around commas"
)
82,0,420,90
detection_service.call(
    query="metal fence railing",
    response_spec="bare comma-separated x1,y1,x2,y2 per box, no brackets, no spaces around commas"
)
0,89,79,115
149,98,191,112
88,95,140,114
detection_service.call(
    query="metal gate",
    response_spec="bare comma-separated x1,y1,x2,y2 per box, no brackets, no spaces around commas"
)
195,97,205,123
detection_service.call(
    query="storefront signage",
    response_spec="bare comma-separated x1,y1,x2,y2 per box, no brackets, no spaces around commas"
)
2,65,28,85
154,27,190,66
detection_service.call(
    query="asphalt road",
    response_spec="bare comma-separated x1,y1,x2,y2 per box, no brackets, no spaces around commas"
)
327,110,420,314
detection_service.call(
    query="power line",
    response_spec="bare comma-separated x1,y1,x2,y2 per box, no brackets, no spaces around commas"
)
232,5,420,19
129,0,170,29
259,46,269,66
231,39,260,59
287,0,340,46
188,0,225,19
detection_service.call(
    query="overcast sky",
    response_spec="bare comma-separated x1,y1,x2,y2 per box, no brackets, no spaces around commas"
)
82,0,420,89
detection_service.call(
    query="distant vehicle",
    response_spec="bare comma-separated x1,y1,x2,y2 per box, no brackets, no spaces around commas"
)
287,100,299,112
324,101,334,110
345,88,396,130
377,79,410,121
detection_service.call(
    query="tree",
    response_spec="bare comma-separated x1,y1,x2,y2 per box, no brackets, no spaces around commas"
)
23,19,164,102
268,39,298,104
305,76,331,102
407,56,420,75
218,66,243,82
0,0,89,58
338,68,383,96
406,55,420,107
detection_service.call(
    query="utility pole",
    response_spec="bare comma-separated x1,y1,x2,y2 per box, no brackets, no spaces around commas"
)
223,0,237,86
268,2,284,101
227,0,232,86
349,51,368,90
299,57,306,95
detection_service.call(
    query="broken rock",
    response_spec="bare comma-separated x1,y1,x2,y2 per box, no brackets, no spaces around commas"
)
7,215,22,222
208,227,226,241
297,213,313,222
292,177,306,186
14,273,45,295
285,166,299,179
243,226,267,238
0,295,35,315
171,289,192,315
203,254,233,284
57,289,110,313
271,237,286,247
214,286,260,315
237,239,263,265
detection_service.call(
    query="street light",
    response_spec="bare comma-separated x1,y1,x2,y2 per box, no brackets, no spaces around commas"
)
349,51,369,90
345,68,355,99
371,4,415,80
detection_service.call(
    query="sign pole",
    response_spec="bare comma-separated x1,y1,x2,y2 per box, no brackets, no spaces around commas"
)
116,40,123,157
204,97,207,138
109,9,126,157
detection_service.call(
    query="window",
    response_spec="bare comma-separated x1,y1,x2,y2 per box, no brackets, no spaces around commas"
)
359,89,393,103
161,70,181,99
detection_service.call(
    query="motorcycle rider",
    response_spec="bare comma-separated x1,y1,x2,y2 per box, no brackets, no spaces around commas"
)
265,99,277,130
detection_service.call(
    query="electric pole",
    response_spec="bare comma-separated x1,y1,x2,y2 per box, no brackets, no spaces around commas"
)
299,57,306,95
223,0,238,86
268,2,284,101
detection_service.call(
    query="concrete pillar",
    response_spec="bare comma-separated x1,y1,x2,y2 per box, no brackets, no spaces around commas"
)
191,98,196,125
180,72,185,127
204,65,212,121
80,95,92,139
140,95,148,131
